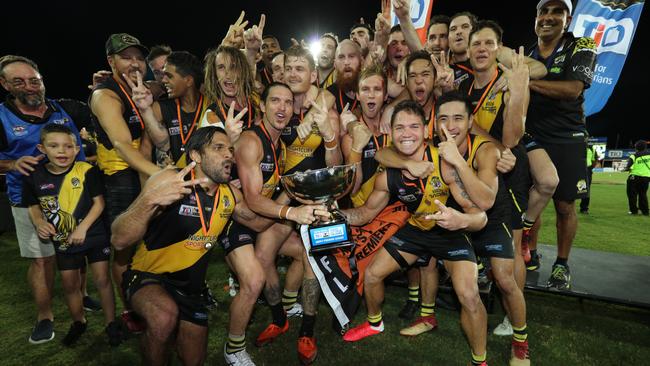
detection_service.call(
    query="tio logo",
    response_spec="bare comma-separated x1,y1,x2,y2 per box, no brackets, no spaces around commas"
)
572,14,634,55
393,0,429,28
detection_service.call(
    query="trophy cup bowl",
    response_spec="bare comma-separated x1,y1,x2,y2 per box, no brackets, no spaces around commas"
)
280,164,357,253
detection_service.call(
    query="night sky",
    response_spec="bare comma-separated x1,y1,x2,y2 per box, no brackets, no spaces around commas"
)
2,1,647,148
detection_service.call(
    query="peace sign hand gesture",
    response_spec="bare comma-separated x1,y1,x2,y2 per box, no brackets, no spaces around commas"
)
222,11,249,48
498,46,530,95
244,14,266,52
431,51,454,92
224,101,248,143
124,70,153,111
143,162,208,208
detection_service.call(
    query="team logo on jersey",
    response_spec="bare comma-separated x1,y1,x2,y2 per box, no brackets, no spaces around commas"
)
179,204,199,217
223,195,231,208
282,126,293,135
128,113,140,125
52,118,68,125
39,183,55,190
260,162,275,172
430,176,443,189
12,126,28,136
399,194,418,202
168,126,181,135
576,179,588,194
364,149,376,159
71,177,81,188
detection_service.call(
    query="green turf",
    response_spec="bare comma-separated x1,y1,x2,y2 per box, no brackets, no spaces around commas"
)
1,173,649,365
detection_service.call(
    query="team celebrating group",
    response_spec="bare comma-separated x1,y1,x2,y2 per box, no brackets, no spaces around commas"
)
0,0,597,365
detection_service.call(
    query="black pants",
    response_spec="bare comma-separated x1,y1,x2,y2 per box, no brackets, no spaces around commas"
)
580,166,594,212
627,175,650,215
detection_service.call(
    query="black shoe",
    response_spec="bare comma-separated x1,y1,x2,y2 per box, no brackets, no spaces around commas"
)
62,321,87,346
579,209,589,214
398,300,419,320
105,320,122,347
547,264,571,291
29,319,55,344
526,252,541,272
83,295,102,312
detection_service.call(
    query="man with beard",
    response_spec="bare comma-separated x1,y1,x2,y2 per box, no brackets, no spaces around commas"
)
350,22,374,57
130,51,209,169
90,34,161,328
202,45,258,141
234,82,328,365
316,33,338,89
426,15,451,56
258,35,282,88
252,45,341,364
327,40,363,114
449,12,479,89
0,55,86,344
341,100,489,366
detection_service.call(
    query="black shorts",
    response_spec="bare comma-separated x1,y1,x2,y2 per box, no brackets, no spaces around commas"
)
122,270,209,326
56,244,111,271
471,222,514,259
384,224,476,269
218,220,256,255
504,143,531,230
104,169,141,224
543,141,588,201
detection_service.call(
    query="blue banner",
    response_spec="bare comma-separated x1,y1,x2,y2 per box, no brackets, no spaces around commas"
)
569,0,645,116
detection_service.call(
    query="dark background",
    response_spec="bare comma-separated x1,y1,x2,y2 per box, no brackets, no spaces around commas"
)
2,0,647,148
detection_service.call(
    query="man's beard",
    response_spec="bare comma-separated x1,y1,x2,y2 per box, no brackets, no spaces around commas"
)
336,68,359,93
15,89,45,107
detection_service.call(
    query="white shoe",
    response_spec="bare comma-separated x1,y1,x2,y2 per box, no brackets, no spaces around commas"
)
493,315,513,336
224,344,256,366
286,303,304,318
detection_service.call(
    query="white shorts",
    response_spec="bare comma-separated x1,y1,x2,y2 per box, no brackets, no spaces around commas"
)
11,206,55,258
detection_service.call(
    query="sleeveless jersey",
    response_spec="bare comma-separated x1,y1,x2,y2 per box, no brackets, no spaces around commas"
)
451,60,474,90
318,69,336,89
386,145,460,231
459,69,506,141
350,124,391,208
91,77,144,176
280,110,326,174
159,95,207,167
250,124,286,198
130,183,235,293
0,100,84,204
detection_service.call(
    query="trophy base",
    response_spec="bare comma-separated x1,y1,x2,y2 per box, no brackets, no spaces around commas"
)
306,219,354,254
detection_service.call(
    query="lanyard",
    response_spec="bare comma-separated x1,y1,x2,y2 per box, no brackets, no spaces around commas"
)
339,89,357,112
427,103,436,140
259,122,280,181
468,69,499,115
218,98,253,128
176,94,204,151
191,169,220,236
262,67,272,84
360,116,387,151
114,77,144,129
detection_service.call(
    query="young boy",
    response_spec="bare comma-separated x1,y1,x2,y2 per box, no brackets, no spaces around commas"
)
22,124,120,346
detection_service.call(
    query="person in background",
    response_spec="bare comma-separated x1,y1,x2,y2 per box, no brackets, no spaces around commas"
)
579,144,598,214
146,45,172,83
626,140,650,216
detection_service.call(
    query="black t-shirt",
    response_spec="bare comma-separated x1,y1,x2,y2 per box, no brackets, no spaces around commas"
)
526,32,597,144
22,162,107,253
0,97,90,150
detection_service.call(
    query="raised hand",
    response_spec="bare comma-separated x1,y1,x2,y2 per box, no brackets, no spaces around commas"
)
498,45,530,94
339,102,357,132
124,70,153,111
310,98,335,141
244,14,266,52
367,41,386,66
393,0,411,20
431,51,454,91
224,101,248,142
87,70,112,90
13,154,45,176
222,11,249,48
143,162,207,208
424,199,467,230
437,124,464,167
349,121,373,153
395,58,408,86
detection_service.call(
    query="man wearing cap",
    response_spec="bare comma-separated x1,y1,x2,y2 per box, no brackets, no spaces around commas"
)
522,0,597,290
89,33,160,319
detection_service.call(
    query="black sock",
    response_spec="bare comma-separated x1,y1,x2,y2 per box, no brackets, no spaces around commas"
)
530,249,538,258
299,314,316,337
554,257,568,267
270,303,287,326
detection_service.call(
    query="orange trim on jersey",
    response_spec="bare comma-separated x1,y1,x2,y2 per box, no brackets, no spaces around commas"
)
114,77,144,130
176,94,204,150
468,69,498,115
191,170,220,235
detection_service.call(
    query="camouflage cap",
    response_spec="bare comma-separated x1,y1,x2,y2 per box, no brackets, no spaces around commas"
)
105,33,149,56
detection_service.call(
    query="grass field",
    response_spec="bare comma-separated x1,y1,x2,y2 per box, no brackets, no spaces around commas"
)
0,172,648,365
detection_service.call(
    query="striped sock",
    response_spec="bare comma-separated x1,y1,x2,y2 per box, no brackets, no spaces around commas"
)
420,303,435,317
471,352,487,365
225,333,246,354
513,324,528,343
282,289,299,311
408,286,420,303
522,215,535,230
367,312,383,328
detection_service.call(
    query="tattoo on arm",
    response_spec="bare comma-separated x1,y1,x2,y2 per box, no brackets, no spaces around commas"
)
302,278,321,316
452,170,479,209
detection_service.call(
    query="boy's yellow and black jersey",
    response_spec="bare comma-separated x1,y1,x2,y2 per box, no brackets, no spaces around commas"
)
130,183,235,293
281,110,326,174
459,68,506,142
251,124,286,198
465,134,510,226
90,77,144,176
386,144,460,231
351,125,391,208
22,161,106,253
159,95,210,167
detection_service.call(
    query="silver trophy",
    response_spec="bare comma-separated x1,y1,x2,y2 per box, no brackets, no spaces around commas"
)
280,164,357,253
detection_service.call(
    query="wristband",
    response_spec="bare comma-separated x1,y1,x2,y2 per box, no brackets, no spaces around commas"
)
325,138,338,150
286,207,293,220
351,146,364,154
279,205,290,220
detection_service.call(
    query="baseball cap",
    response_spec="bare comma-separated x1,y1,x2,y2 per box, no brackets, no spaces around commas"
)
105,33,149,56
537,0,573,15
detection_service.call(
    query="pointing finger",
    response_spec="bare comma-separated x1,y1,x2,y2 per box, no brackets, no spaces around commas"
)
440,124,453,142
